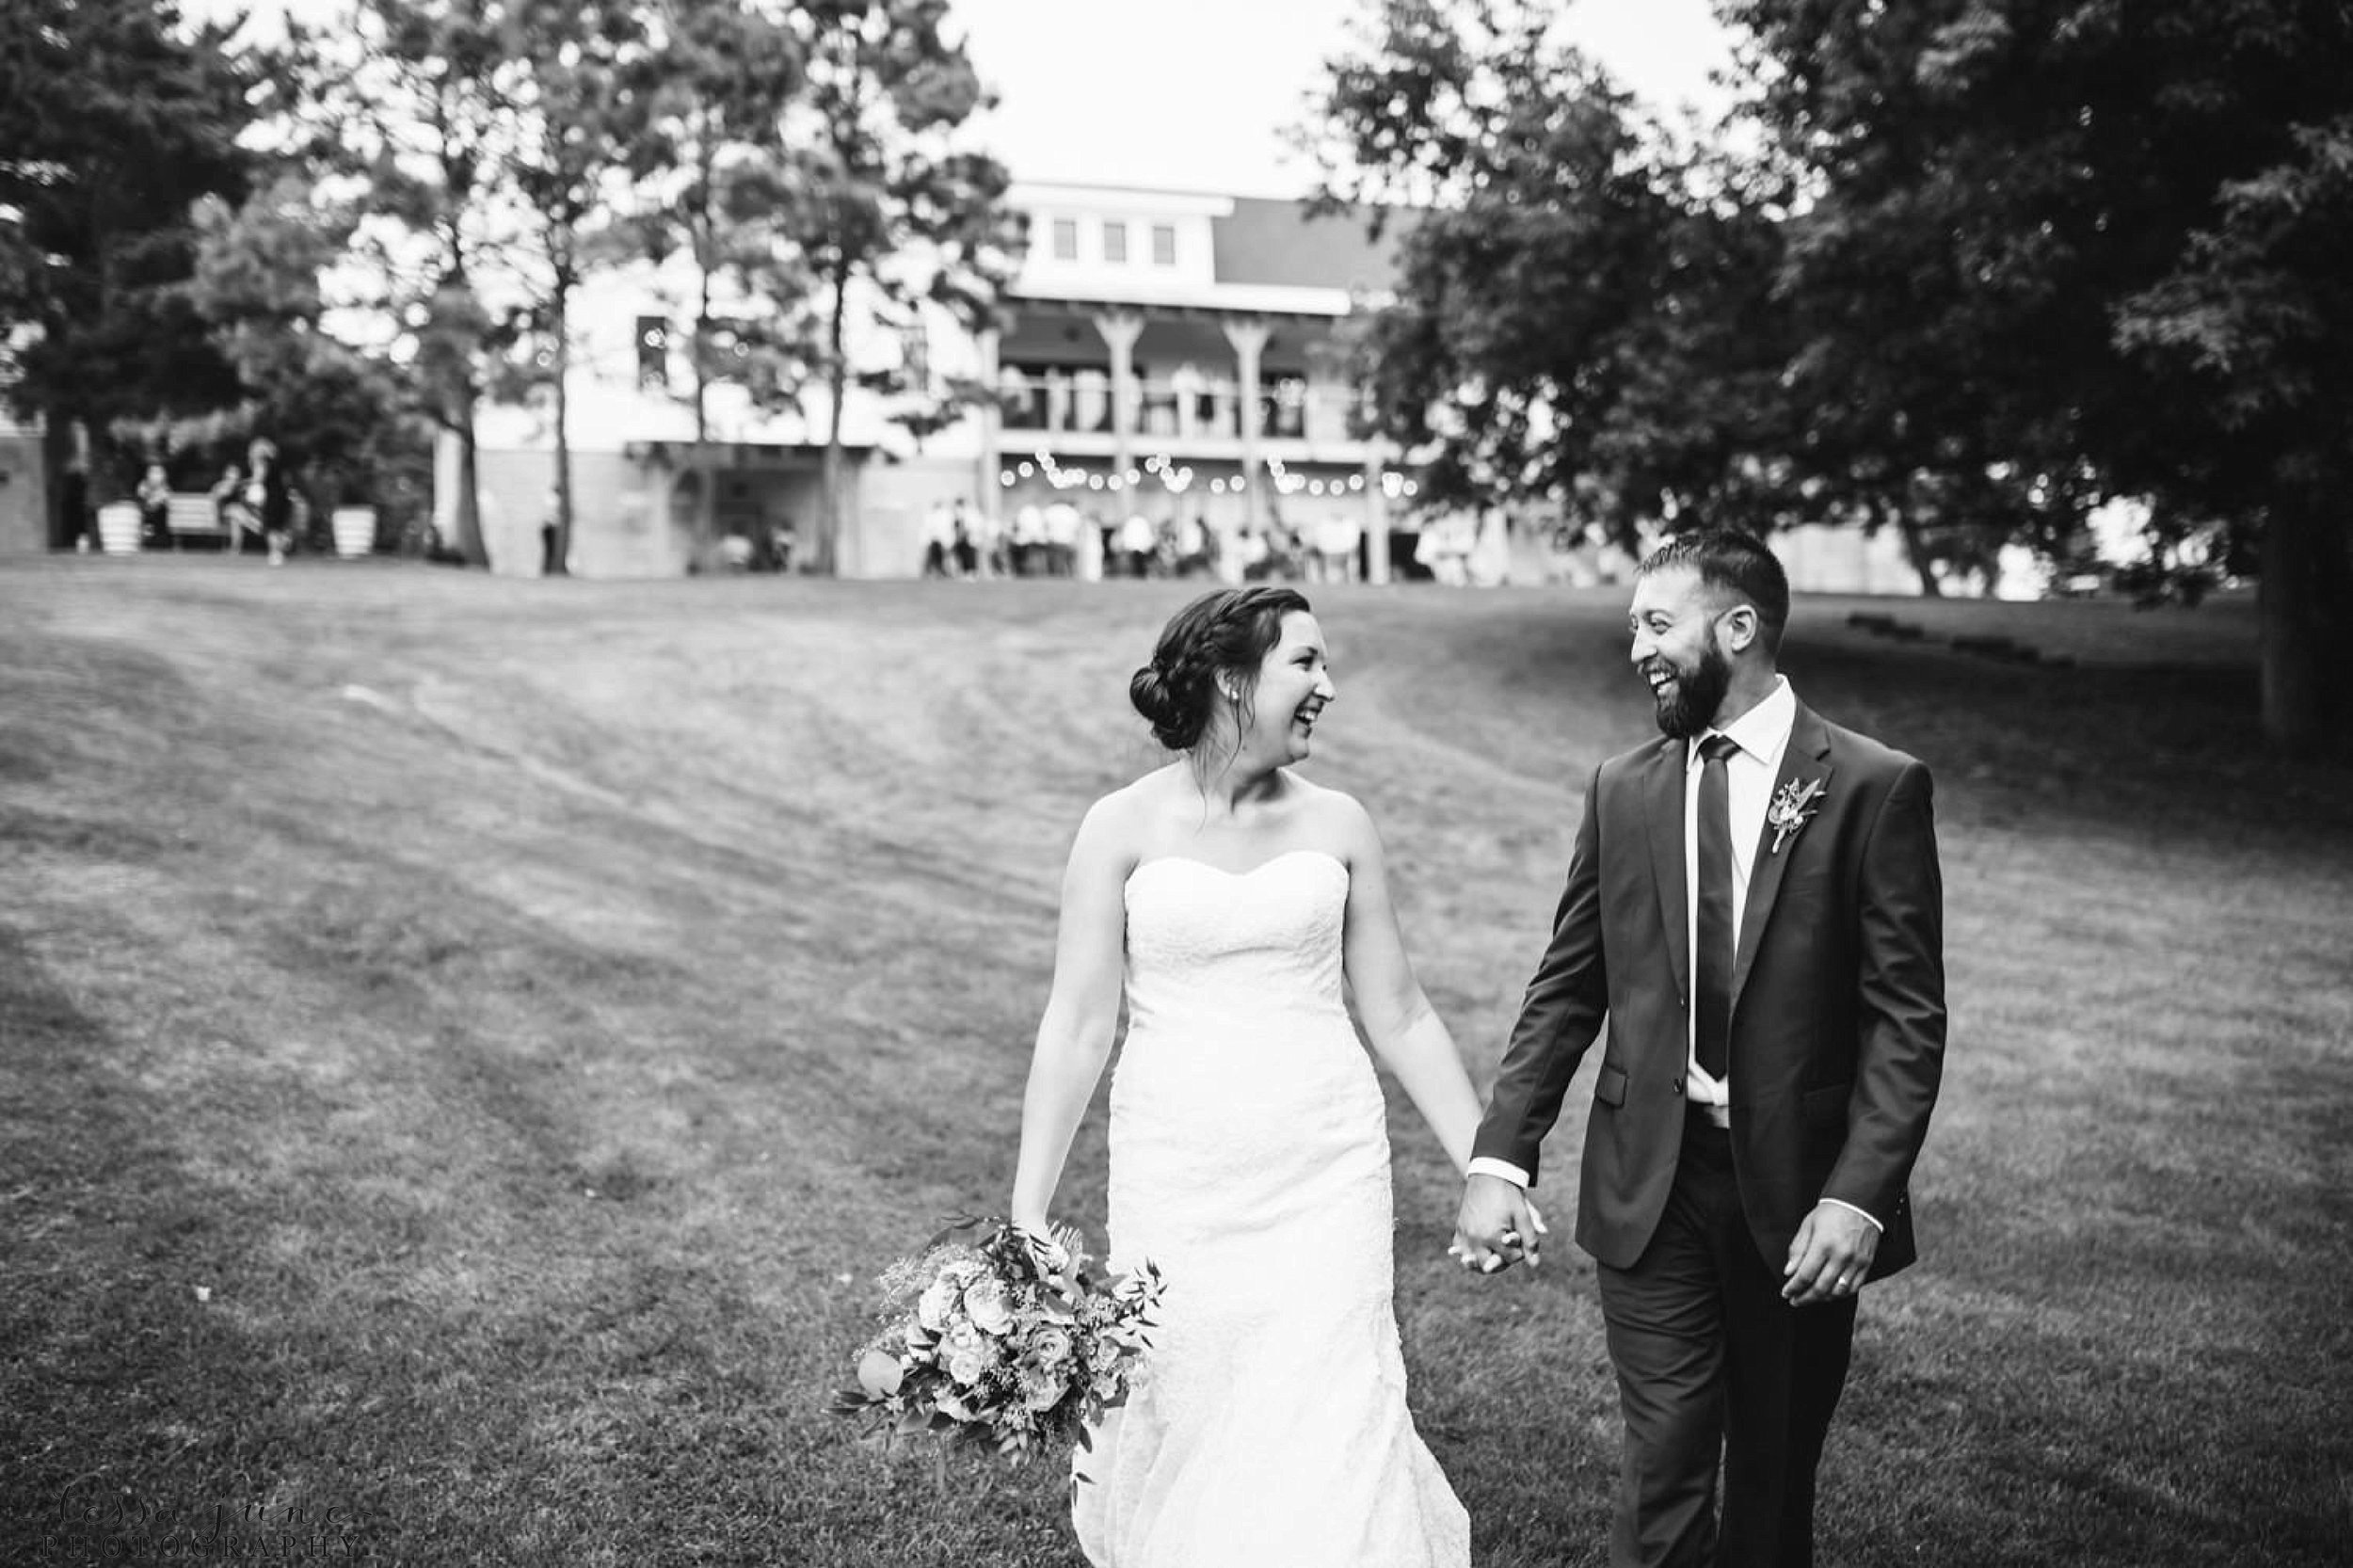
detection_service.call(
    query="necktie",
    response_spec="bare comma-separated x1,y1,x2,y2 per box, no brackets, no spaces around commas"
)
1695,733,1741,1081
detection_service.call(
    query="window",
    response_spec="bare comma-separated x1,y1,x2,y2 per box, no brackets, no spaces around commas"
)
635,315,670,391
1102,220,1128,263
1151,224,1177,265
1051,217,1079,260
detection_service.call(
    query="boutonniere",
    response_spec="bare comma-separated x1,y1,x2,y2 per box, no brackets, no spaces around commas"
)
1768,777,1827,854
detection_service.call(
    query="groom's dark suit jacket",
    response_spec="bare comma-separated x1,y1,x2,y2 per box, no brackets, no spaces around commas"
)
1475,702,1946,1280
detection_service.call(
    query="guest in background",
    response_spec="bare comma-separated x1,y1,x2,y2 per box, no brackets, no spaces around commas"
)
1418,514,1475,587
1236,523,1273,583
62,463,95,552
214,462,255,554
136,462,173,551
1271,522,1306,582
1467,508,1513,588
921,499,953,578
1118,510,1158,579
247,439,293,567
1173,513,1211,579
1012,500,1047,577
1044,496,1081,578
950,500,979,578
1315,513,1364,584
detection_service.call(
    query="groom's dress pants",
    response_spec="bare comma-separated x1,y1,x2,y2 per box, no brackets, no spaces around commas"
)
1595,1111,1858,1568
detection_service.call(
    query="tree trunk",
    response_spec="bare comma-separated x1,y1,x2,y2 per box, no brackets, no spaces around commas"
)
2259,501,2350,757
41,417,79,551
693,259,712,448
549,272,574,578
819,259,852,578
1895,512,1944,598
452,413,486,566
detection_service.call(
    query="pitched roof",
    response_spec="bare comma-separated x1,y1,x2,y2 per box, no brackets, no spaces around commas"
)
1210,198,1408,293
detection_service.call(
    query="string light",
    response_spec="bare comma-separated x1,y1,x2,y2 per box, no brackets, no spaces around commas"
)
997,456,1420,502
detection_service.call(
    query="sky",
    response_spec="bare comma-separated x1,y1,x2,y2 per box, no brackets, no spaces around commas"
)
214,0,1737,199
954,0,1737,195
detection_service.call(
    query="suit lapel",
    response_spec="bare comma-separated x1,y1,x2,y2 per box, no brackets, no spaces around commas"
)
1730,705,1835,1011
1641,737,1689,999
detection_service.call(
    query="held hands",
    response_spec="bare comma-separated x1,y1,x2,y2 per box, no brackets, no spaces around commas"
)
1782,1201,1879,1305
1449,1174,1547,1275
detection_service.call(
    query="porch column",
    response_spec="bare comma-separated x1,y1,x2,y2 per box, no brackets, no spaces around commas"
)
1095,310,1144,488
976,323,1003,525
1363,446,1391,585
1222,316,1269,529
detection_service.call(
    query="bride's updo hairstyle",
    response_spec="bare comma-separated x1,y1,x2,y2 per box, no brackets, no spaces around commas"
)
1129,585,1313,752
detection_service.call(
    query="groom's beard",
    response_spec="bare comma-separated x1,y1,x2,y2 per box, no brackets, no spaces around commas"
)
1649,636,1732,739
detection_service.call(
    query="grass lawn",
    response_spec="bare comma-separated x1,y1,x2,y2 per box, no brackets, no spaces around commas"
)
1,558,2347,1567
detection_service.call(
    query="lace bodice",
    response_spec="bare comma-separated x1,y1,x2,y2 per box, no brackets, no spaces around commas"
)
1122,849,1350,1038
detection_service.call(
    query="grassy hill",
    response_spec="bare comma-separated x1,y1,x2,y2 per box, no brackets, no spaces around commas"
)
2,559,2346,1566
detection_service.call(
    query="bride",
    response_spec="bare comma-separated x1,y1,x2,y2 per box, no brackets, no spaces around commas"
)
1010,585,1503,1567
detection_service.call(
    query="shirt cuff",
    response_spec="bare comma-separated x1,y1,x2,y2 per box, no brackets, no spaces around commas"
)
1466,1156,1532,1189
1819,1196,1883,1234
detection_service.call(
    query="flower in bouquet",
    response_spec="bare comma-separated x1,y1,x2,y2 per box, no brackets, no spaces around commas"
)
830,1215,1165,1462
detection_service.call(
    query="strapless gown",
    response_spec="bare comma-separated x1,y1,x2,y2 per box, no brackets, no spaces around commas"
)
1072,849,1469,1568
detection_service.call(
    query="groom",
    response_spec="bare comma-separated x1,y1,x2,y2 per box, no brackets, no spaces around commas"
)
1455,530,1946,1568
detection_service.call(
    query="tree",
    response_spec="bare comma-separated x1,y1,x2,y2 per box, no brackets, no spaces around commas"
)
2107,36,2353,751
1728,0,2353,750
1303,1,1800,543
0,0,259,536
273,0,536,566
608,0,808,449
187,170,431,536
503,0,652,574
776,0,1019,576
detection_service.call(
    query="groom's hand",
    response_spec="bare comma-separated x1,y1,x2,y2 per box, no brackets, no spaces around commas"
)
1452,1174,1545,1275
1782,1202,1879,1305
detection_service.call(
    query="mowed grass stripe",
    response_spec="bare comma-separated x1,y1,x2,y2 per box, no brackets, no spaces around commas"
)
1,560,2345,1566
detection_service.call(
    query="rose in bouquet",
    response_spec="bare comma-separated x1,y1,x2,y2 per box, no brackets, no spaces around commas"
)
830,1216,1164,1462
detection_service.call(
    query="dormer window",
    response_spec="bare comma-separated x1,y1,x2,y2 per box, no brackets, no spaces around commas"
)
1102,221,1128,264
1151,224,1177,265
1051,217,1079,261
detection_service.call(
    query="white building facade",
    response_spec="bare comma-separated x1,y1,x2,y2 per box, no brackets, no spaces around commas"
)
0,416,49,555
453,182,1417,580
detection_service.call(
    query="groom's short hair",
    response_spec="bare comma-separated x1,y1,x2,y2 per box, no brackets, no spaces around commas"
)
1639,529,1790,654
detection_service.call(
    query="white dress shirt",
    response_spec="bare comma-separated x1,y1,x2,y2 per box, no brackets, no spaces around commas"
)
1469,677,1879,1233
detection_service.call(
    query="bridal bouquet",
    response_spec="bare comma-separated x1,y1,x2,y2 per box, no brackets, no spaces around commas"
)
830,1216,1165,1461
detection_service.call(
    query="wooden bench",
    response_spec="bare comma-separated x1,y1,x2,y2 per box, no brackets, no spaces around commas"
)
166,492,241,550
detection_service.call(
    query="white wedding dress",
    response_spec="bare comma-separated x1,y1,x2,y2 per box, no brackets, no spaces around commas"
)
1074,849,1469,1568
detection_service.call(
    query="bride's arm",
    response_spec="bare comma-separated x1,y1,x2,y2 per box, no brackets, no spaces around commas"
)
1336,797,1484,1175
1009,798,1131,1235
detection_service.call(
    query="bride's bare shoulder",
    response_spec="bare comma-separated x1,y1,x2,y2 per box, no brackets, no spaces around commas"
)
1094,764,1190,819
1282,773,1381,853
1071,765,1186,860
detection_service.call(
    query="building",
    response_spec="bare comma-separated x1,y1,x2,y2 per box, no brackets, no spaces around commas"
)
0,416,49,555
984,186,1416,580
456,182,1418,580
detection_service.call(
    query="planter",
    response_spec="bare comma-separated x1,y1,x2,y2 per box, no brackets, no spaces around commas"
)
96,501,143,555
330,505,378,559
